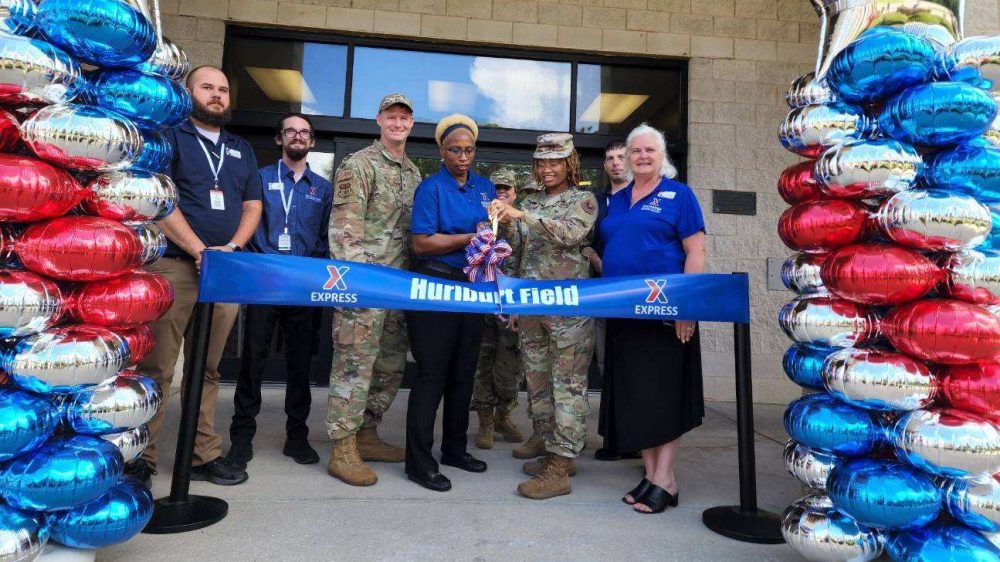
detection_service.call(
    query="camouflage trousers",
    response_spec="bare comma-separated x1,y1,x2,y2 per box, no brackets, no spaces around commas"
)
471,315,522,414
326,308,407,441
519,315,594,458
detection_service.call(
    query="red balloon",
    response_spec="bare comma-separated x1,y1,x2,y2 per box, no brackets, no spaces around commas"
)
883,299,1000,365
70,270,174,328
0,153,85,222
0,109,20,153
16,216,143,281
115,323,155,365
778,161,823,204
778,199,869,254
941,362,1000,419
820,244,944,305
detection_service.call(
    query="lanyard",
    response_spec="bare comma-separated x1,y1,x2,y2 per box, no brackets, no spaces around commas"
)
277,160,296,233
197,138,225,188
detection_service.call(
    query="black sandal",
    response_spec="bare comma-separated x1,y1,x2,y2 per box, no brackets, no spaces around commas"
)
633,484,678,514
622,478,651,505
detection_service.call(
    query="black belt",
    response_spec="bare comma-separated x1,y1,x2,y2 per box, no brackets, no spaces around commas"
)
413,259,468,282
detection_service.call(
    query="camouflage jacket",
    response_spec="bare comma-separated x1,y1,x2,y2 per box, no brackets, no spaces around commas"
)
329,140,421,268
504,187,597,280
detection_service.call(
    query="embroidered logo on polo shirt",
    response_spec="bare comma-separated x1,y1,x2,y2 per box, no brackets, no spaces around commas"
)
640,196,662,214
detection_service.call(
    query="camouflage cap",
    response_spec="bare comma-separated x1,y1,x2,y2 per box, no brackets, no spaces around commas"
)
378,93,413,113
490,168,517,188
533,132,574,159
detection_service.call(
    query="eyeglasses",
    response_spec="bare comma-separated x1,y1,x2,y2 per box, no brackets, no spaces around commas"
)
444,146,477,156
282,128,313,139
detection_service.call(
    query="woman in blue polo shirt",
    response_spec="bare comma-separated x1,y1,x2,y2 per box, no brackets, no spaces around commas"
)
404,114,495,492
601,123,706,515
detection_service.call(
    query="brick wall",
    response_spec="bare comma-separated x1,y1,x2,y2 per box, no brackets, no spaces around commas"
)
160,0,1000,403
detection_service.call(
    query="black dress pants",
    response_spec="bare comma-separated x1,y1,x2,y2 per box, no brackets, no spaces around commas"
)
230,304,316,446
404,263,485,476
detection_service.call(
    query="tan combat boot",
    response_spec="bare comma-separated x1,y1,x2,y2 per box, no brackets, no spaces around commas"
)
328,434,377,486
522,455,578,477
494,408,524,443
356,426,404,463
512,422,545,459
517,454,572,499
475,407,495,449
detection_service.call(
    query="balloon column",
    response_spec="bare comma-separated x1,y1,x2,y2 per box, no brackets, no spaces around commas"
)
0,0,189,557
778,2,1000,560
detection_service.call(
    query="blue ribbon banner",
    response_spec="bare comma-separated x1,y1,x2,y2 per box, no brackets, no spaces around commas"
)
198,252,751,323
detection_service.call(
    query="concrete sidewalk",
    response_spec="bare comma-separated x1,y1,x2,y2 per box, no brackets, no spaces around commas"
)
102,386,802,562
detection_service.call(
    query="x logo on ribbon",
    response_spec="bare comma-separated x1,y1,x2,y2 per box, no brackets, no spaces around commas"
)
645,279,668,304
324,265,350,290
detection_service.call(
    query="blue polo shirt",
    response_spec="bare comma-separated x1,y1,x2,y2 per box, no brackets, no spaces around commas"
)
163,120,263,258
600,177,705,277
411,166,496,269
252,161,332,257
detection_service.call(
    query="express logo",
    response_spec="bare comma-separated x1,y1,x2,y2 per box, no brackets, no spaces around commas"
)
309,186,318,197
645,279,668,304
650,197,660,207
324,265,350,290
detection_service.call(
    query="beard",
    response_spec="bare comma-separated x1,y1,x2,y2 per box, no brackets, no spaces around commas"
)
190,98,231,127
284,145,309,162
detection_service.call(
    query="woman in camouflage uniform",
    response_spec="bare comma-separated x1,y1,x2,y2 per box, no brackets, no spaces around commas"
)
490,133,597,500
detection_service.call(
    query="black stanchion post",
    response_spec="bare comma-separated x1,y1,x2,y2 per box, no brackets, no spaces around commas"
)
144,302,229,534
702,273,784,544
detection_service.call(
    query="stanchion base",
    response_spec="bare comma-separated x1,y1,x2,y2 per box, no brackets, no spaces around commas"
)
702,505,785,544
143,495,228,534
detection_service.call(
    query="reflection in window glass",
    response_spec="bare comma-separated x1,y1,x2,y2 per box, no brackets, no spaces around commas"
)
227,37,347,117
351,47,571,131
576,64,682,139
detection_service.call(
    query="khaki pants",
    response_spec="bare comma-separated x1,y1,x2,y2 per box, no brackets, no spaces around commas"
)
139,257,239,468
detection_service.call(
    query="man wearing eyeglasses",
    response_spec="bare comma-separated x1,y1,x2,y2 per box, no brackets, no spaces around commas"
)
326,93,422,487
225,113,333,471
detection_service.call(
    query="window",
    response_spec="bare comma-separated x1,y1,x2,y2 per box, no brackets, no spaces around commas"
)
576,63,683,138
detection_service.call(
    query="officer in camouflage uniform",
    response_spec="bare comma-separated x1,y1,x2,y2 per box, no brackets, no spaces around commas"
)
326,93,422,487
490,133,597,500
471,169,524,450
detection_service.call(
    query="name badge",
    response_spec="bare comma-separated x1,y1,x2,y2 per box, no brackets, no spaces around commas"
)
226,148,242,159
210,189,225,211
278,232,291,251
659,191,676,199
268,182,283,191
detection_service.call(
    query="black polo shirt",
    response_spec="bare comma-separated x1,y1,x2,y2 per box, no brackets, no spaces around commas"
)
163,120,263,258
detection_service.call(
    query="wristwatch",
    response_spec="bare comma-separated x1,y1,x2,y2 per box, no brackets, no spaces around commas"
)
226,242,240,251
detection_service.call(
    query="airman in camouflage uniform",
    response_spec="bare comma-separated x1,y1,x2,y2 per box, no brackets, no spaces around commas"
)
326,93,422,486
471,169,524,449
493,133,597,499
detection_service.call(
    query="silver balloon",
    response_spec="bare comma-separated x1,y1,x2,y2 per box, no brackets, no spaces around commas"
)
0,269,64,338
782,253,828,294
894,409,1000,480
943,250,1000,305
779,102,876,158
781,494,883,562
126,221,166,266
786,72,838,108
987,93,1000,148
20,103,143,173
815,139,923,199
878,189,992,252
946,476,1000,532
136,37,190,82
1,325,130,395
784,440,838,490
938,36,1000,90
101,424,149,463
778,295,880,347
0,31,82,106
822,348,938,411
0,503,48,562
63,373,161,435
84,171,178,222
812,0,962,80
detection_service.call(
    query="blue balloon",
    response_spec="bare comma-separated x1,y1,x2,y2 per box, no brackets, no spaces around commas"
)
90,69,191,129
783,343,836,390
887,524,1000,562
938,36,1000,90
827,27,937,104
130,129,172,174
828,458,941,530
50,477,152,549
0,0,36,36
925,145,1000,203
0,435,123,511
784,393,880,456
0,502,49,560
879,82,997,147
0,388,57,462
36,0,156,68
981,208,1000,251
